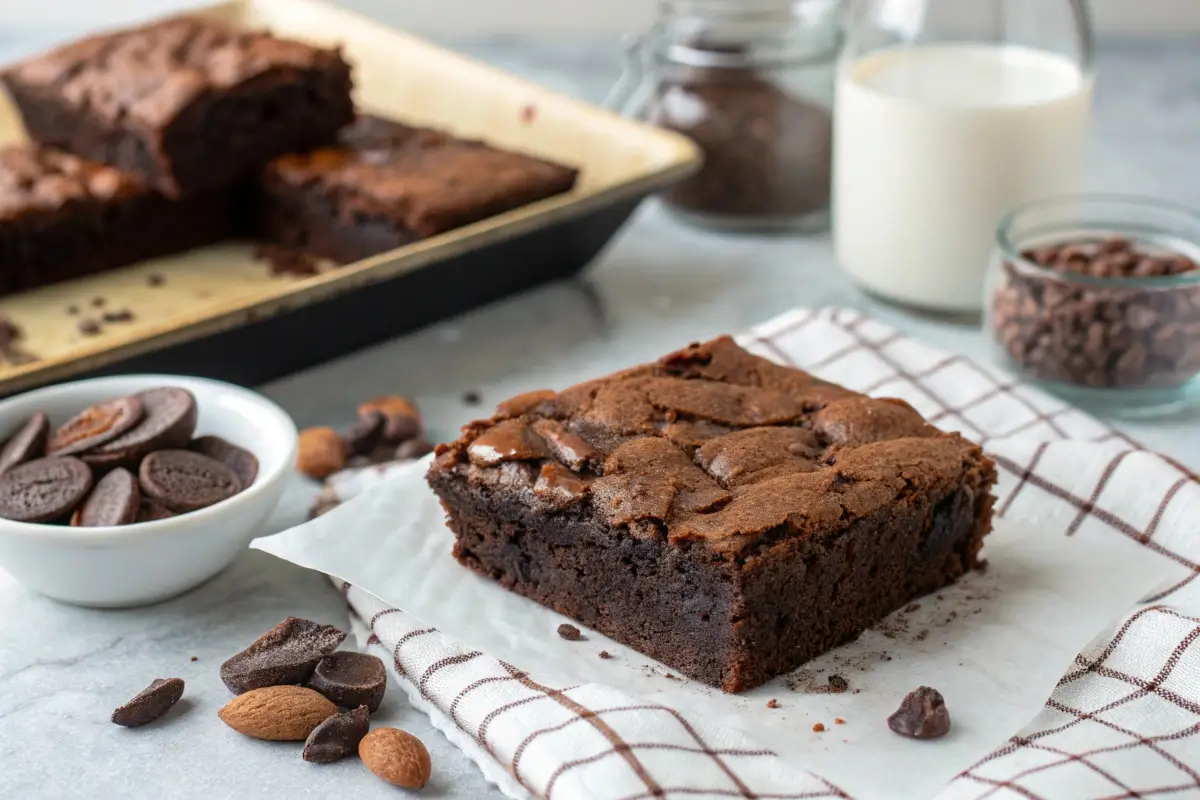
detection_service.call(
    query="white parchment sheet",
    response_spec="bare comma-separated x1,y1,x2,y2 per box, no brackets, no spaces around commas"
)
254,455,1178,800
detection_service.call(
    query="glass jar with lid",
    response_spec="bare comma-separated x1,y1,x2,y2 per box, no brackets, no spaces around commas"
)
606,0,842,232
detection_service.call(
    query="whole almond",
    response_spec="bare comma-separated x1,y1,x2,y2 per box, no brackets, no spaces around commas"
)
296,427,346,480
359,727,432,789
218,685,337,741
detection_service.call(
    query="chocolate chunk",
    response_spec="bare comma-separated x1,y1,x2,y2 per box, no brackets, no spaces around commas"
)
77,319,102,336
0,456,93,522
357,396,421,444
0,411,49,475
220,617,347,694
139,450,241,512
394,437,433,460
303,705,369,764
48,395,144,456
343,411,386,457
188,435,259,488
83,387,198,468
111,678,185,727
76,467,140,526
101,308,134,323
135,496,175,523
556,623,582,641
307,652,387,713
888,686,951,739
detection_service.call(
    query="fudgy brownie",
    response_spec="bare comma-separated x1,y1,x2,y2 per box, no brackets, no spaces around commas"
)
0,144,234,296
1,16,354,197
428,337,996,693
254,116,579,263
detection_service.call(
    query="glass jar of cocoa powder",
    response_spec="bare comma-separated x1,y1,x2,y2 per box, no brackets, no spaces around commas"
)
607,0,841,232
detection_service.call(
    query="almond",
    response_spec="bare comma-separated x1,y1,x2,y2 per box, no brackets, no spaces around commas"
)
218,685,337,741
296,427,346,480
359,727,431,789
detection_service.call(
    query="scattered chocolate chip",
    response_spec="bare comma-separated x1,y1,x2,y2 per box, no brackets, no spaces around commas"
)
75,467,140,526
0,412,49,476
146,273,165,287
254,244,320,277
101,308,134,323
394,438,433,460
598,650,612,660
461,390,481,405
188,435,259,489
189,656,198,662
303,705,370,764
220,617,347,694
307,652,387,713
827,674,849,693
556,623,582,641
343,411,386,457
111,677,185,727
138,449,242,512
888,686,951,740
812,722,826,733
0,456,93,522
77,319,102,336
766,699,779,709
91,296,106,308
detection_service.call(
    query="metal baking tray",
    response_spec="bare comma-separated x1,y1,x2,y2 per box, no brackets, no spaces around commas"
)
0,0,700,395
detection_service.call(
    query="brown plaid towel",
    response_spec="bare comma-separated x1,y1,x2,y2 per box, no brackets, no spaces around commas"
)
316,308,1200,799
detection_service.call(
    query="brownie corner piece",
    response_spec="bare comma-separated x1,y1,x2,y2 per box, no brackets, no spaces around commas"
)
2,15,355,196
427,336,996,693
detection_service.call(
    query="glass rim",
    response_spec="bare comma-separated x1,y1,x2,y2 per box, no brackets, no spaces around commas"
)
995,193,1200,289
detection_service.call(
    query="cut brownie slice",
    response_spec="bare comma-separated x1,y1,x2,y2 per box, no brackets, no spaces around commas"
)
0,144,235,297
1,16,354,197
254,115,580,263
427,337,996,693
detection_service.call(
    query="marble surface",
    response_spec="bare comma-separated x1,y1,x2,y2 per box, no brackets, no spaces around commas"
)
1,35,1199,800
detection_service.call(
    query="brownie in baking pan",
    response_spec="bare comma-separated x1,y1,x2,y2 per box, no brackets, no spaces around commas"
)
1,16,355,197
0,145,234,297
254,115,580,263
428,337,996,693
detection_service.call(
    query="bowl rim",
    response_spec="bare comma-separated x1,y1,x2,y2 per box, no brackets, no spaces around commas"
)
0,373,298,543
996,193,1200,289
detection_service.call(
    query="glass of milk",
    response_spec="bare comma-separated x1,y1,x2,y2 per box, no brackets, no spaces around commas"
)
833,0,1094,315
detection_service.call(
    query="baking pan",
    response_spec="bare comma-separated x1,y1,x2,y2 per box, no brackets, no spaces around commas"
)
0,0,700,395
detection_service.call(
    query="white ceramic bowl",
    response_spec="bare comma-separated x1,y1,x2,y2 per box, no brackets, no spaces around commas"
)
0,375,298,607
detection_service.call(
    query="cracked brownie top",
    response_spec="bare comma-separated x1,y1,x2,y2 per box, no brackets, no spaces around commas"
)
430,337,990,555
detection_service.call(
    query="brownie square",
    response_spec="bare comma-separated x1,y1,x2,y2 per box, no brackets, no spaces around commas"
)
427,337,996,693
0,144,235,297
1,16,355,197
254,115,580,263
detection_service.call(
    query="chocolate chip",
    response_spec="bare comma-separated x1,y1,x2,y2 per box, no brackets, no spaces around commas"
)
220,617,347,694
307,652,387,713
887,686,951,739
48,395,144,456
394,437,433,460
75,467,140,526
188,435,259,489
556,623,582,641
138,450,241,512
0,456,93,522
146,273,165,287
343,411,386,457
302,705,369,764
101,308,134,323
0,412,49,475
77,319,101,336
111,678,185,727
83,387,197,469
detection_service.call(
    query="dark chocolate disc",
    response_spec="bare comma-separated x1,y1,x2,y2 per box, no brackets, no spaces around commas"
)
0,411,49,475
188,435,258,489
76,467,141,527
48,396,143,456
0,456,93,522
83,388,197,469
138,449,241,512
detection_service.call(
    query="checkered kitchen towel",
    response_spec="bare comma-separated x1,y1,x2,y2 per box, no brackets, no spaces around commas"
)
327,308,1200,799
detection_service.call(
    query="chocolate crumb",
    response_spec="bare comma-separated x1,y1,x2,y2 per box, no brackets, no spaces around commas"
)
189,656,198,662
916,629,930,641
254,244,321,277
556,623,582,641
827,674,849,693
812,722,825,733
766,699,779,709
905,603,921,612
78,319,102,336
147,273,165,287
102,308,134,323
91,296,105,308
598,650,612,660
888,686,951,739
462,390,482,405
835,717,846,725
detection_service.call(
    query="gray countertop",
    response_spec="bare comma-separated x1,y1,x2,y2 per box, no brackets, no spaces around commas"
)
1,35,1199,799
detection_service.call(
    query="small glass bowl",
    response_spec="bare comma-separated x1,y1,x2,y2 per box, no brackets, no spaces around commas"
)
984,195,1200,418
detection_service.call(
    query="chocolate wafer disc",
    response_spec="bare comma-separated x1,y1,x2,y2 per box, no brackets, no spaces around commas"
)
0,456,93,522
138,449,241,513
83,388,197,469
0,411,49,475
